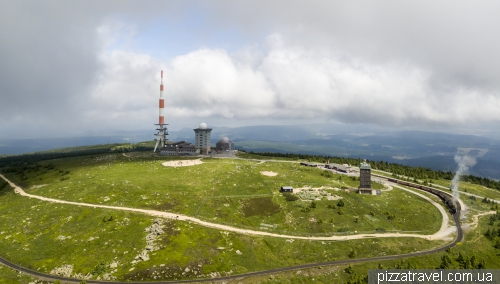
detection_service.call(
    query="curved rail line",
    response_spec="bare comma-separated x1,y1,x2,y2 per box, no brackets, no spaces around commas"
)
0,176,463,283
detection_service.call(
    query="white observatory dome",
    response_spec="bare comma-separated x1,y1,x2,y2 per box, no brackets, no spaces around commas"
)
199,122,207,129
221,137,229,143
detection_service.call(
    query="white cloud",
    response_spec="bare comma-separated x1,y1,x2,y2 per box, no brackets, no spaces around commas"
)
166,48,276,118
86,32,500,132
84,50,161,130
2,1,500,139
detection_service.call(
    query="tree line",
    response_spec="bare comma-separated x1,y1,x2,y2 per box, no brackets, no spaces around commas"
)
0,142,154,168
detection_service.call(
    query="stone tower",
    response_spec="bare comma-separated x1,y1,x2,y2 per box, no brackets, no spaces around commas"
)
358,160,372,194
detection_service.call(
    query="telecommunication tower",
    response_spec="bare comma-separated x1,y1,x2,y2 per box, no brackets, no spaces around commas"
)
154,70,168,152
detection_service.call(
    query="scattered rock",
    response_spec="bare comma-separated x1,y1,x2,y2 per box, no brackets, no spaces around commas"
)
72,272,92,280
236,250,242,255
57,235,72,241
210,272,221,278
102,273,111,280
138,251,150,261
133,218,165,263
50,264,73,277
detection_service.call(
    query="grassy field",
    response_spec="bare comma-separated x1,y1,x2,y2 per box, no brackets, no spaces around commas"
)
372,169,500,202
0,182,444,282
1,151,496,282
432,179,500,201
4,153,442,236
0,266,36,284
236,210,500,283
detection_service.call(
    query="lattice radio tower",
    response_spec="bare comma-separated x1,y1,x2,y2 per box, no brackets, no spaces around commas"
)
154,70,168,152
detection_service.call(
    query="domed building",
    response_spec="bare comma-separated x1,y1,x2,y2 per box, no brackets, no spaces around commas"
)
193,122,212,155
216,136,234,151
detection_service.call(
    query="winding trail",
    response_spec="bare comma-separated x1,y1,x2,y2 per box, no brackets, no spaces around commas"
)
0,171,468,284
1,173,451,241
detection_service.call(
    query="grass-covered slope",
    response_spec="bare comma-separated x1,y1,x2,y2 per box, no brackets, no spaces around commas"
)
5,152,442,235
0,180,441,281
0,149,497,282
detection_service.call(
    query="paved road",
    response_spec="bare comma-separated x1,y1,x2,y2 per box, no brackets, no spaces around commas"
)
0,173,465,283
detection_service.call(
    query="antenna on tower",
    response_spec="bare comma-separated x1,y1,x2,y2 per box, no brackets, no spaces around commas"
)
154,70,168,152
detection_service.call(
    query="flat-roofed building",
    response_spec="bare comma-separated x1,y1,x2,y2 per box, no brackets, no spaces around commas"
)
325,163,353,173
300,162,323,167
160,141,197,156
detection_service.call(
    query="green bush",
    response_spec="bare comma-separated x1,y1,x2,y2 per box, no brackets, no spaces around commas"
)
91,262,108,276
282,193,298,202
0,180,8,191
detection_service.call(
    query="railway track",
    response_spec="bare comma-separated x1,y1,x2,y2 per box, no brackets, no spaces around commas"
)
0,176,463,283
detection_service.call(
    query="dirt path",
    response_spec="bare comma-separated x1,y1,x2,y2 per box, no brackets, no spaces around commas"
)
469,211,496,230
466,210,496,243
1,173,453,241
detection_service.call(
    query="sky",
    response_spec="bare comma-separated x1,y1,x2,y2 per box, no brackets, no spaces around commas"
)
1,1,500,140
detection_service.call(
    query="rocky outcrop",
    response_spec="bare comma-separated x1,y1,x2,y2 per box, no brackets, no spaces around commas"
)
50,264,73,277
132,218,164,264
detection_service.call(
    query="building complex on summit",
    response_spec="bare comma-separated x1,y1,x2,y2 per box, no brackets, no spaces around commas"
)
153,71,213,156
158,122,213,156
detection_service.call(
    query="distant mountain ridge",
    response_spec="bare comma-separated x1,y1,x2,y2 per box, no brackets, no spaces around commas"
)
2,123,499,179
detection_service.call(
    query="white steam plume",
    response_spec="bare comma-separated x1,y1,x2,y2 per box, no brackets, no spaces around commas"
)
450,155,477,202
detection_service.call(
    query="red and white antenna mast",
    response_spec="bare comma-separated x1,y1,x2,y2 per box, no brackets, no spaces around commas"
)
154,70,168,152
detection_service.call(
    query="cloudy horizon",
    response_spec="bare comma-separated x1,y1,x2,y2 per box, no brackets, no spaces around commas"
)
2,1,500,140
